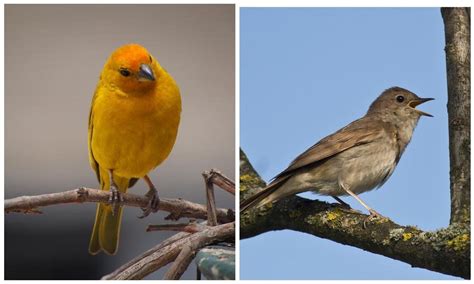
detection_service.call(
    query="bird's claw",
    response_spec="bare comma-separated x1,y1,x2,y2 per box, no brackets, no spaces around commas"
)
108,184,123,216
138,190,160,219
363,209,386,229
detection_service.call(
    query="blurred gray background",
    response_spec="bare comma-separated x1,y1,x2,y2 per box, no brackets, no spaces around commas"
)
5,4,235,280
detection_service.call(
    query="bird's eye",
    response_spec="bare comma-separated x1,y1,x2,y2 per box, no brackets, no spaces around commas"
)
119,68,131,77
396,95,405,103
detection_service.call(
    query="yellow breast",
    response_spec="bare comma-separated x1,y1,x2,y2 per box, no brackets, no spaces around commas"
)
90,76,181,178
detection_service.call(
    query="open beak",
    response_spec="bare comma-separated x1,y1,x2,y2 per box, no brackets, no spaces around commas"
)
408,97,434,117
138,64,155,81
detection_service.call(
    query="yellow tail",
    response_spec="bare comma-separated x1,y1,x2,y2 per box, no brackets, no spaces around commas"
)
89,170,130,255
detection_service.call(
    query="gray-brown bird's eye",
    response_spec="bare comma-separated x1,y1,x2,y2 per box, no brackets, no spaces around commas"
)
396,95,405,103
119,68,131,77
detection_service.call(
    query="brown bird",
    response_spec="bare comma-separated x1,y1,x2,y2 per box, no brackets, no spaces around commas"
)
240,87,433,218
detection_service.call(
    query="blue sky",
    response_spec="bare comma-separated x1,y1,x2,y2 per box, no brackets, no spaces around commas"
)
240,8,456,280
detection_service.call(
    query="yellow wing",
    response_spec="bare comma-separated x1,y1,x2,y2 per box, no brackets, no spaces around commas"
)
88,85,101,183
88,84,139,188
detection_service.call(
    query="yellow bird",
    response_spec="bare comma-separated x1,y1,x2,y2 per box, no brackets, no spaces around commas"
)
88,44,181,255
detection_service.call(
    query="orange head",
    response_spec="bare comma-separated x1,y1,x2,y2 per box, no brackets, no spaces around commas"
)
102,44,161,94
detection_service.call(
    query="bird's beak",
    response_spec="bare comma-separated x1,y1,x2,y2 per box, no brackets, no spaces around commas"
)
138,64,155,81
408,97,434,117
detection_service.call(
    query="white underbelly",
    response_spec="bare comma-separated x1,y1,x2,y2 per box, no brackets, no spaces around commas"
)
337,142,397,195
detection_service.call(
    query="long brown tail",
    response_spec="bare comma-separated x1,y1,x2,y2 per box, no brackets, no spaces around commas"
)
240,178,287,213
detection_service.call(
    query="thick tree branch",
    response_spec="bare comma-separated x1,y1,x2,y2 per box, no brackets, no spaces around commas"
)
240,148,470,279
441,7,471,225
239,149,266,201
5,187,234,224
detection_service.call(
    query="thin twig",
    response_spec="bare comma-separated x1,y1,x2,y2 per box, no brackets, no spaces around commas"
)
203,173,218,226
104,169,235,280
146,222,206,233
205,169,235,195
5,169,235,280
102,230,192,280
154,170,235,279
103,222,235,280
163,243,196,280
4,187,234,223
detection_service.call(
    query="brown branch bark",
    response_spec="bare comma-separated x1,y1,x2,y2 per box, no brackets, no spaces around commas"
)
163,243,196,279
146,223,206,233
203,169,236,195
102,222,234,280
102,169,235,280
441,7,471,225
4,187,234,224
5,169,235,280
204,174,218,226
240,149,470,279
103,230,192,280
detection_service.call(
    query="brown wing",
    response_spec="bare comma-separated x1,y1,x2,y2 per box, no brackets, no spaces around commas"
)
272,117,391,182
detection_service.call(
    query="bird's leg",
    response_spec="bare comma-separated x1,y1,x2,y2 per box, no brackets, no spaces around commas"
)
138,175,160,219
108,170,123,216
340,184,385,226
331,196,351,209
330,196,362,214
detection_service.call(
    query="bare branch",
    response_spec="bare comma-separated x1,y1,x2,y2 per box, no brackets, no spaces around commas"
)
5,187,234,224
103,168,236,280
146,222,206,233
5,168,235,280
203,169,235,195
163,243,196,280
103,222,235,280
203,175,218,226
102,230,192,280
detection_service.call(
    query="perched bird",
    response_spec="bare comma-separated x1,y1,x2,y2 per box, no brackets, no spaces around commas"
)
88,44,181,255
241,87,433,218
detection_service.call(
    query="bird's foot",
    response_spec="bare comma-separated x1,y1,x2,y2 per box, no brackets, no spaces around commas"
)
138,188,160,219
363,209,387,229
108,183,123,216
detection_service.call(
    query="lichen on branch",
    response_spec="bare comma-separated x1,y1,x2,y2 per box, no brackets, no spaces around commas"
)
239,148,470,279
